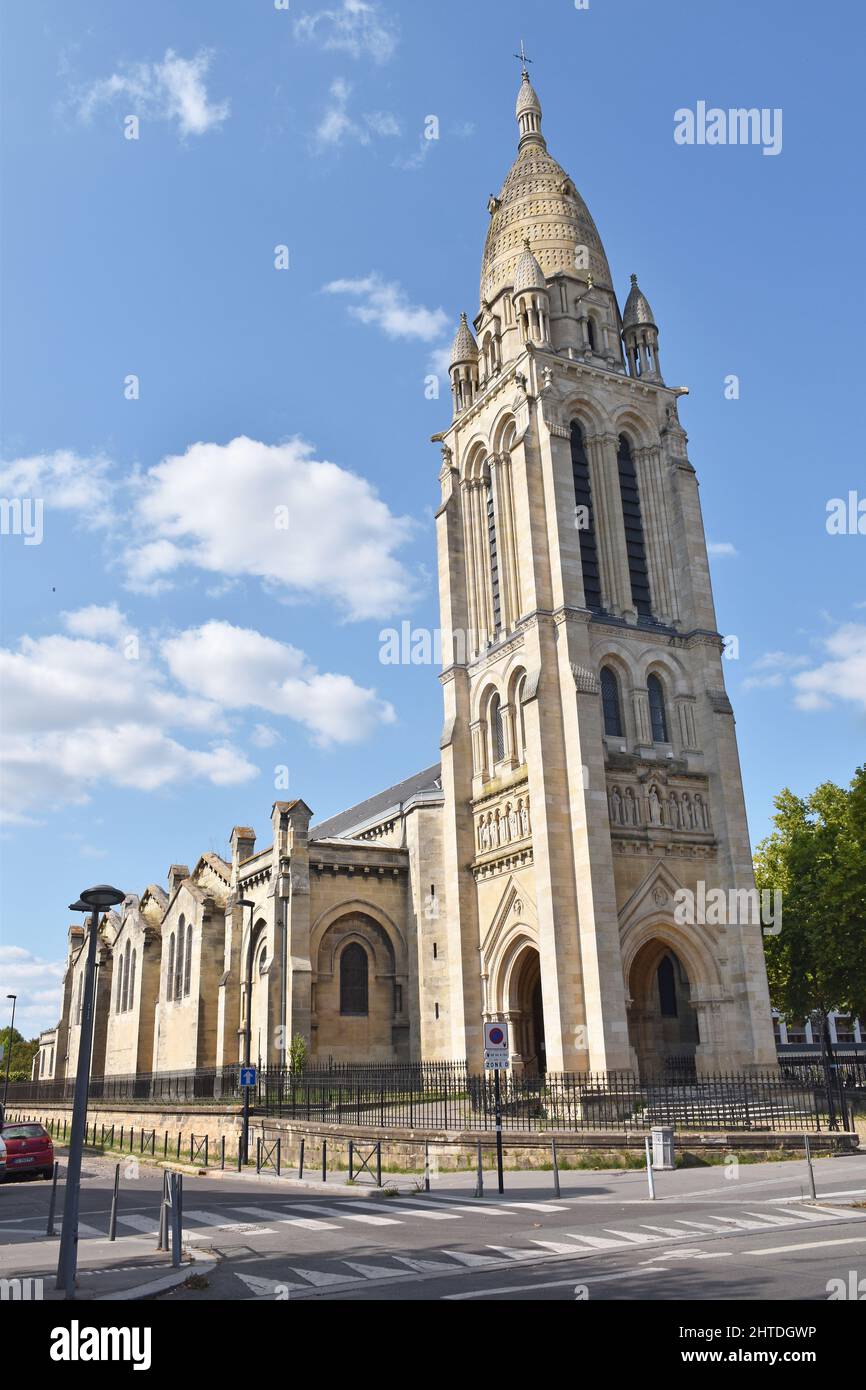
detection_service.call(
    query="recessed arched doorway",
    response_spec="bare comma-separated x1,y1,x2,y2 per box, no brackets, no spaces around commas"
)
627,939,699,1080
506,945,546,1076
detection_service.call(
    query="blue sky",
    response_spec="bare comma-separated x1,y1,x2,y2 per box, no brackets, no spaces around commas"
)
1,0,864,1035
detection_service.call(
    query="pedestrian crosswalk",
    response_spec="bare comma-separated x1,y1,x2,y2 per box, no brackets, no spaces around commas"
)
90,1193,862,1279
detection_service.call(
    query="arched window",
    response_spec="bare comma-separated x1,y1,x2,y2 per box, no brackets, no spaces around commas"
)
129,949,136,1011
183,925,193,997
485,476,501,638
647,674,669,743
515,674,527,762
258,944,267,976
122,939,131,1012
570,422,602,611
174,917,185,1001
657,955,678,1017
75,974,83,1025
600,666,624,737
586,317,596,352
489,693,505,765
340,943,369,1017
616,434,652,618
116,950,125,1012
166,933,176,1002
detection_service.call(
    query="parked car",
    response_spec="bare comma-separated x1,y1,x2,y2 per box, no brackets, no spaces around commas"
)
0,1133,6,1178
0,1121,54,1179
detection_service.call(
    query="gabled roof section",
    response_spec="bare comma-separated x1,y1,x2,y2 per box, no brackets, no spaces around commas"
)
310,763,443,841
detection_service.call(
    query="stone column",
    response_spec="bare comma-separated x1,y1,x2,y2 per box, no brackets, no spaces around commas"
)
588,432,632,617
460,480,481,659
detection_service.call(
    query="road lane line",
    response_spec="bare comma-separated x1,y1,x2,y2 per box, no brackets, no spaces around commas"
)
744,1236,866,1255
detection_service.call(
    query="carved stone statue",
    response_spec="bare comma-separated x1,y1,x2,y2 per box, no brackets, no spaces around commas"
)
508,803,518,840
625,787,638,825
648,785,662,826
520,801,530,837
610,787,623,825
669,793,680,828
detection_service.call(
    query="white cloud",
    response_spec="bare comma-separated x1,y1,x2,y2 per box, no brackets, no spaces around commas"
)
0,450,115,526
163,621,395,746
295,1,398,64
0,606,397,819
313,78,400,149
250,723,280,749
62,603,128,640
0,946,66,1037
324,274,448,342
77,48,229,138
707,541,738,557
792,622,866,712
126,435,417,620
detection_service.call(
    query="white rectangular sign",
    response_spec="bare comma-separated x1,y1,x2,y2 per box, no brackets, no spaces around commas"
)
483,1020,509,1070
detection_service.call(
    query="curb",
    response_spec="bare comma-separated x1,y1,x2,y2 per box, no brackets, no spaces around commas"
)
97,1256,217,1302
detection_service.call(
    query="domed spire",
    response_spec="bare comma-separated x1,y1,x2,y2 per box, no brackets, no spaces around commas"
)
480,67,613,305
450,312,478,366
623,273,656,330
513,238,547,293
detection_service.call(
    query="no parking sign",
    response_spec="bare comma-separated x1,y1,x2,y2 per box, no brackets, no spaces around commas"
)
483,1020,509,1070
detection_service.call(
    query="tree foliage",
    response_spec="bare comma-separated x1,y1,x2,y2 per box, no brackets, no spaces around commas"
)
754,765,866,1023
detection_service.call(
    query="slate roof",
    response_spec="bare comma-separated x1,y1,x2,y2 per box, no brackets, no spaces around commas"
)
310,763,443,841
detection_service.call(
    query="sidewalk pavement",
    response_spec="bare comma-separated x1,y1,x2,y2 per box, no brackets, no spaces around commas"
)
0,1225,216,1301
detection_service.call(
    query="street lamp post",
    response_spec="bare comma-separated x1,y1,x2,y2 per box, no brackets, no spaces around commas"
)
2,993,18,1119
56,885,125,1299
237,899,256,1165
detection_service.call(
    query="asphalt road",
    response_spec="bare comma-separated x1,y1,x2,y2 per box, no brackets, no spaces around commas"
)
2,1151,864,1301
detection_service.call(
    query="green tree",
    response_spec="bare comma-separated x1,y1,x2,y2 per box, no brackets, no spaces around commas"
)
0,1026,39,1082
754,765,866,1025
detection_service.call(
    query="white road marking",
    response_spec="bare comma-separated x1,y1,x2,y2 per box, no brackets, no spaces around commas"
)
393,1254,458,1273
532,1239,592,1255
290,1266,360,1287
486,1245,545,1261
742,1211,796,1226
601,1228,657,1244
639,1225,692,1238
502,1202,569,1213
343,1261,404,1279
745,1236,866,1256
183,1210,275,1234
233,1206,340,1231
235,1272,308,1296
366,1204,460,1222
562,1232,626,1249
701,1215,767,1231
675,1219,732,1233
115,1215,158,1235
288,1203,401,1227
440,1249,501,1266
445,1267,666,1299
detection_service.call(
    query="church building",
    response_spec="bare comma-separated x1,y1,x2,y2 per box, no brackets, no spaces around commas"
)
43,69,777,1084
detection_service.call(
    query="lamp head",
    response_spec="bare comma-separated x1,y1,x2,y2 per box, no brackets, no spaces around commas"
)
79,884,126,911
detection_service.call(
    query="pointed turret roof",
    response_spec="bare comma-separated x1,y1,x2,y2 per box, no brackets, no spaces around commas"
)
623,273,656,329
449,312,479,366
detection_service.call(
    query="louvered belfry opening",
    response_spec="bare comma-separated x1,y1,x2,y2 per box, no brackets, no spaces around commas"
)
616,434,652,618
570,421,602,611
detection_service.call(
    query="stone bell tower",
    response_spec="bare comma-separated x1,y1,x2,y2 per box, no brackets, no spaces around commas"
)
433,64,777,1078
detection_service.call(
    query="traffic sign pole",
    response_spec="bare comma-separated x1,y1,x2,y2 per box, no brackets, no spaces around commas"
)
493,1068,504,1193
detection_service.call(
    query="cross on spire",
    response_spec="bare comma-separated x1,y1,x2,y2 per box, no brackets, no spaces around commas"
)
514,39,533,76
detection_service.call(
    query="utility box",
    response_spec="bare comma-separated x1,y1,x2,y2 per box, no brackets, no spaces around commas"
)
651,1126,675,1170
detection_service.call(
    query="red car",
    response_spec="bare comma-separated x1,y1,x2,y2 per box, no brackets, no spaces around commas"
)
0,1122,54,1179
